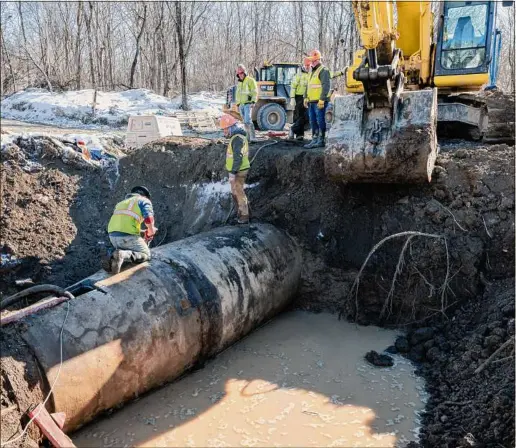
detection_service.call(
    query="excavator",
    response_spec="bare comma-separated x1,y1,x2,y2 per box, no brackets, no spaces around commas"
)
325,0,514,184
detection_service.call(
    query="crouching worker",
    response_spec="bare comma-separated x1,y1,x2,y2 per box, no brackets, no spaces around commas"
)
220,114,250,225
104,186,158,274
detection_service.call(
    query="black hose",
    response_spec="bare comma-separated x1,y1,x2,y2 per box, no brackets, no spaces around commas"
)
0,285,74,311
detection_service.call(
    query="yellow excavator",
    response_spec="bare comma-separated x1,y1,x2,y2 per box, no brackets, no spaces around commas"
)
326,0,514,184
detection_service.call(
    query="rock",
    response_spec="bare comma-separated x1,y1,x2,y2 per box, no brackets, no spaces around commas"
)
395,336,410,353
423,339,435,350
384,345,398,354
426,347,440,362
409,327,435,345
490,327,506,339
425,200,440,215
454,149,468,159
364,350,394,367
440,415,448,423
408,344,425,362
484,335,502,350
502,303,515,317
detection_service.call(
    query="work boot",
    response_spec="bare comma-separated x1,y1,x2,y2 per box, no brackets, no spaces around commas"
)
101,249,113,273
237,215,249,225
249,124,258,142
110,250,126,275
311,134,326,148
296,134,304,141
304,139,318,149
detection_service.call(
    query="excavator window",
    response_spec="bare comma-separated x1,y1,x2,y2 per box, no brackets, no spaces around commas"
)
441,3,488,70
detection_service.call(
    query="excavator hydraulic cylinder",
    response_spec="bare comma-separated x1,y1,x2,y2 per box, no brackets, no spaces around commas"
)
1,224,301,439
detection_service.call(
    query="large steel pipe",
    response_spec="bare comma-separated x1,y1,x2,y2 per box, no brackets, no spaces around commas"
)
1,224,301,436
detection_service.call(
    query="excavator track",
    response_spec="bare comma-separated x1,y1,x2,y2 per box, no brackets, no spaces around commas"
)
325,89,438,184
438,90,515,144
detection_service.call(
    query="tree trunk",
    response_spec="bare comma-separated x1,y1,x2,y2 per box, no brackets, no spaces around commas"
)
76,1,82,89
130,3,147,89
174,1,188,110
18,1,53,91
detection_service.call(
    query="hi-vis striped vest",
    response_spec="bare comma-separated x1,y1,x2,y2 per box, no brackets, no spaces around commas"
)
307,65,324,101
226,135,250,172
108,196,145,235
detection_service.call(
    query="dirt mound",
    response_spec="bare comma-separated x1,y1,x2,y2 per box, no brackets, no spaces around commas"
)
407,278,515,447
0,137,118,300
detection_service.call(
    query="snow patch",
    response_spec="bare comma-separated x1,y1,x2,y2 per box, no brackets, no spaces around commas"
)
1,88,225,129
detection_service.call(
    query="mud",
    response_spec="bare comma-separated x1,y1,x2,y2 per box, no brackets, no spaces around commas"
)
1,133,514,447
73,311,427,447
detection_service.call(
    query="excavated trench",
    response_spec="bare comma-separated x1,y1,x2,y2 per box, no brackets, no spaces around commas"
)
1,134,514,447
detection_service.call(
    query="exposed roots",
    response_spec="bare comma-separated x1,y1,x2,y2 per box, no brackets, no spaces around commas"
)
341,231,451,323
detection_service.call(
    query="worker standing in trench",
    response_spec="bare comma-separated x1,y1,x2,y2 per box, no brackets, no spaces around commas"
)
103,186,158,274
220,114,250,225
235,64,258,143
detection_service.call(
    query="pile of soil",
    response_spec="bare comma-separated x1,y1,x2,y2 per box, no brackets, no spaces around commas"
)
0,136,117,300
1,134,514,446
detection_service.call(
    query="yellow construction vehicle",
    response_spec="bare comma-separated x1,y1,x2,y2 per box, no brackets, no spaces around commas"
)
326,0,514,184
223,62,299,131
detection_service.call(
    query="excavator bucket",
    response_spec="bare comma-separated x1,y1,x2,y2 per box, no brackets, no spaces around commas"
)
325,89,438,184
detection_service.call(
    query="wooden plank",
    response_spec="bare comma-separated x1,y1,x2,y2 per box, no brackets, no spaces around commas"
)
29,404,76,448
1,296,72,327
51,412,66,430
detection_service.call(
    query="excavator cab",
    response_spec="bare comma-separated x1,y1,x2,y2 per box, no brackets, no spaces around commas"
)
222,62,299,131
434,1,498,88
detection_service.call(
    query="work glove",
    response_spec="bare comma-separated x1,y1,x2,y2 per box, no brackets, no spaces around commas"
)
303,98,309,108
229,172,236,182
144,225,158,243
289,98,296,108
317,99,325,109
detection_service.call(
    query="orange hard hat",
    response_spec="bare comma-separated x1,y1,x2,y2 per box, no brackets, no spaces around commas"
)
219,114,238,129
307,49,322,62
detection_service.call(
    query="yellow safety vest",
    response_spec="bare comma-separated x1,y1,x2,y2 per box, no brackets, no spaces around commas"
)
290,72,309,97
226,135,250,172
236,76,258,105
107,196,144,235
307,66,324,101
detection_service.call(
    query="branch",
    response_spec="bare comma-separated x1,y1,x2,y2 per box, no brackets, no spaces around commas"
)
475,338,515,374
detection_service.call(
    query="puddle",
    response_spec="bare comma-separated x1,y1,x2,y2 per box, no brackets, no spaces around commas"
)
73,311,427,447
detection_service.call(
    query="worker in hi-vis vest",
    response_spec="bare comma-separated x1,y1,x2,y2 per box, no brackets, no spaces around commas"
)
289,56,311,141
235,64,258,142
303,49,331,149
104,186,158,274
219,114,251,224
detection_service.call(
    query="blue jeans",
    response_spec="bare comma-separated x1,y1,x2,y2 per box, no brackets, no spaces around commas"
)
308,101,328,136
239,104,253,125
109,234,150,262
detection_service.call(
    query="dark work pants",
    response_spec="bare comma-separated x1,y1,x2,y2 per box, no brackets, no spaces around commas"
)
291,95,309,137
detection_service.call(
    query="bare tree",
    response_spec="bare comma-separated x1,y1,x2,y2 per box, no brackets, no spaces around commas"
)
129,3,147,89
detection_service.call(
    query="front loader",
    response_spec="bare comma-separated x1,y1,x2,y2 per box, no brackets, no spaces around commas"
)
223,62,299,131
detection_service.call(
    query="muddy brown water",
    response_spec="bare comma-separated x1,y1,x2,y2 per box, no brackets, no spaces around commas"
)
73,311,426,447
